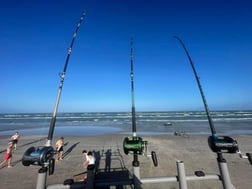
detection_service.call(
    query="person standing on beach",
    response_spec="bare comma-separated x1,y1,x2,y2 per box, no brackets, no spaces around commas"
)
0,141,14,168
11,131,20,150
82,150,88,161
82,150,89,170
55,137,64,161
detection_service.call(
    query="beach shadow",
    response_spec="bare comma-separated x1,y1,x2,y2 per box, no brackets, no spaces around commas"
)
0,159,22,169
62,142,80,159
95,168,134,189
0,149,6,154
12,159,22,167
19,137,47,148
64,141,69,147
0,137,47,154
94,149,133,188
104,149,112,172
71,149,134,188
93,150,101,173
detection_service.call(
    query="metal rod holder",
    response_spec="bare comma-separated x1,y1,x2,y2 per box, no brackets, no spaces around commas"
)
177,161,188,189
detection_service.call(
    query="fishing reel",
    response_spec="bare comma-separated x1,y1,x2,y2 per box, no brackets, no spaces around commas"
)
208,135,252,165
208,135,238,153
22,146,55,175
123,136,147,155
123,136,158,166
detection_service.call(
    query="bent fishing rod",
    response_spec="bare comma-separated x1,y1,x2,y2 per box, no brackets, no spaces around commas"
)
22,11,87,189
174,36,252,189
46,11,86,146
174,36,252,163
174,36,216,136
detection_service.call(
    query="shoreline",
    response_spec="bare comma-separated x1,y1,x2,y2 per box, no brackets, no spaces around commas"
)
0,134,252,189
1,124,252,137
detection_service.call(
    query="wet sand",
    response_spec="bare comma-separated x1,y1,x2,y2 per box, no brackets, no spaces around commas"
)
0,134,251,189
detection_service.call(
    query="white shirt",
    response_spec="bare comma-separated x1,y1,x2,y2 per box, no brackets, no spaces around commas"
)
87,155,95,165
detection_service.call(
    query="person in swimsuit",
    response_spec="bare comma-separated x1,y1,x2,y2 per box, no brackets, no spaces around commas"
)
11,131,20,150
55,137,64,161
0,141,14,168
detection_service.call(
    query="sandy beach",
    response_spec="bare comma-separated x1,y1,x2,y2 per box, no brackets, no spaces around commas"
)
0,134,251,189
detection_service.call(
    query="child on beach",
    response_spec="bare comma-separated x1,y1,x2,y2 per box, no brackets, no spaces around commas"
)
55,137,64,161
11,131,20,150
0,141,14,168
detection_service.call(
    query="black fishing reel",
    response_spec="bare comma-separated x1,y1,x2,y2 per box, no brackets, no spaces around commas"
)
22,146,54,166
208,135,252,165
22,146,55,175
208,135,238,153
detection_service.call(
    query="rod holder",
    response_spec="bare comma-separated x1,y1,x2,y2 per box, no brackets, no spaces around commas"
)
177,160,188,189
123,136,147,155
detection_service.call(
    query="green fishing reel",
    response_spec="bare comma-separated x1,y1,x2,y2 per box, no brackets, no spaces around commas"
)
123,136,148,155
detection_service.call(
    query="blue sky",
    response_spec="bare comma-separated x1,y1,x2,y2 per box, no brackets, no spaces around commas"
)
1,0,252,113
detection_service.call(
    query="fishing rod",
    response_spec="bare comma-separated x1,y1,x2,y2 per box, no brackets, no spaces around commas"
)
174,36,216,136
123,36,143,169
22,11,86,189
129,37,141,169
174,36,240,152
130,37,137,137
174,36,252,189
123,37,157,182
123,37,142,178
47,11,86,146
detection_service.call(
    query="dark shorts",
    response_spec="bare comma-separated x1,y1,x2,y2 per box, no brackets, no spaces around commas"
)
12,139,18,144
87,164,95,170
57,146,63,152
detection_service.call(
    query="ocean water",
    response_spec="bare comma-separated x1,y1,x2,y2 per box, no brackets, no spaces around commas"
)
0,111,252,136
